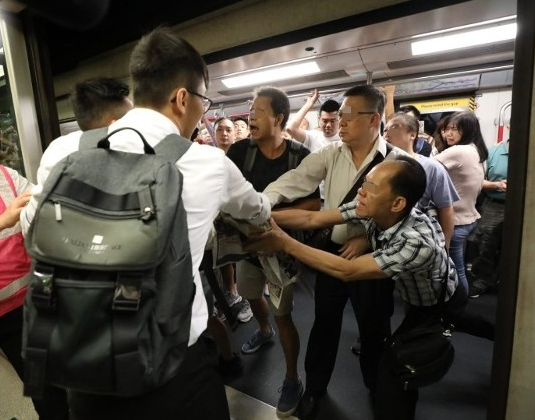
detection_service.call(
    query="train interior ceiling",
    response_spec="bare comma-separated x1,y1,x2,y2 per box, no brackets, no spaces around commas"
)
203,0,515,115
25,0,516,132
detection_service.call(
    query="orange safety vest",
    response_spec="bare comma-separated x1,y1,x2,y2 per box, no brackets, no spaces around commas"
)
0,165,31,317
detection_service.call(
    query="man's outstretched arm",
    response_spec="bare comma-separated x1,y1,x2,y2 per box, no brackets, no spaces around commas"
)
272,207,343,230
246,218,386,281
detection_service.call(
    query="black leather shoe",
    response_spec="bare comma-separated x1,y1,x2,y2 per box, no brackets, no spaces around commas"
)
296,392,320,420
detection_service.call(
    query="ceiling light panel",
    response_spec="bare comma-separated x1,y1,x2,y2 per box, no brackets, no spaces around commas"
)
411,23,516,56
221,61,321,88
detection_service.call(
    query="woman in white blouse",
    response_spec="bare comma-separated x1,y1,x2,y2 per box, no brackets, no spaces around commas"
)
435,111,488,293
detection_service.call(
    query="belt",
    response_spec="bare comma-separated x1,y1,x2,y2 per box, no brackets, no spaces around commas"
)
487,197,505,204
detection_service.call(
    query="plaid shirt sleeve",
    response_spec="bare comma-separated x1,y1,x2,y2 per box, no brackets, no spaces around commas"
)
338,202,358,222
373,231,435,277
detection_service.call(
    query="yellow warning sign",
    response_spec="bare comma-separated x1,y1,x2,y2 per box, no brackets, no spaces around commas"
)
401,96,475,113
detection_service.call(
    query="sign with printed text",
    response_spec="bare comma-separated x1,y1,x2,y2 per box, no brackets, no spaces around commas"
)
401,96,475,114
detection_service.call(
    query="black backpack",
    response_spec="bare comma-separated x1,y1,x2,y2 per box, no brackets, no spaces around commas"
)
23,127,195,397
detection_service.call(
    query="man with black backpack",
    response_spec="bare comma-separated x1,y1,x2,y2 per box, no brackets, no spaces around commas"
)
1,77,132,420
226,86,320,418
21,27,271,420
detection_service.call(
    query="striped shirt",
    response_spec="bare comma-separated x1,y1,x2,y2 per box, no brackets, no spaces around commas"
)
339,203,458,306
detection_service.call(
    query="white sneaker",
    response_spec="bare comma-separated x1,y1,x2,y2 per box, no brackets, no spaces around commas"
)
236,300,253,323
225,291,243,307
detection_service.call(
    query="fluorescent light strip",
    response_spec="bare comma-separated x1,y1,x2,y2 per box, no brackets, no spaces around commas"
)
221,61,320,88
411,15,516,39
411,23,516,56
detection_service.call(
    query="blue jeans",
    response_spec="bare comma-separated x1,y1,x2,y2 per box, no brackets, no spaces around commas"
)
450,222,477,292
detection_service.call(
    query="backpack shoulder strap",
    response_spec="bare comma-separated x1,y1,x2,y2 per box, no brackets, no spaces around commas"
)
243,139,258,180
287,140,304,171
79,127,109,151
154,133,192,163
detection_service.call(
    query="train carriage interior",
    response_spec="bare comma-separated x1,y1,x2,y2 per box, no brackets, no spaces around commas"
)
1,0,534,419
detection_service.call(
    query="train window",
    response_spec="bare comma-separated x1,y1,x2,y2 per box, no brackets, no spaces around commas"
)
0,48,24,173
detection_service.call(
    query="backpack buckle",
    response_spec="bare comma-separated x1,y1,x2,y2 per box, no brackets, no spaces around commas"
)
112,273,142,311
31,265,56,310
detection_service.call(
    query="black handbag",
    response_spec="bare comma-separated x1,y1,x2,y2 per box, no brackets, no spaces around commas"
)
386,316,454,390
385,257,454,390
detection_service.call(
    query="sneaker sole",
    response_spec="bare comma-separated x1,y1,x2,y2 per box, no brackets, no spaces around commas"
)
276,388,304,418
276,403,301,418
241,344,264,354
237,312,253,323
276,408,297,418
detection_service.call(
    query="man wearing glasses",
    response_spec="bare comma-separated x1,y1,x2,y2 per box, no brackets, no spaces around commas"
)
263,84,405,419
21,27,271,420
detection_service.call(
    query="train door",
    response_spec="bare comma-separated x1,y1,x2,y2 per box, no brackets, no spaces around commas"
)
0,12,42,182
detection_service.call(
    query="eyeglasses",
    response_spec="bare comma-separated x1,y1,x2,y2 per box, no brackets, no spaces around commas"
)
337,109,376,122
171,89,213,114
443,126,459,132
187,89,213,114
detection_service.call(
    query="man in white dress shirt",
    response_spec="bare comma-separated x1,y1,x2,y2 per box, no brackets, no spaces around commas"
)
21,27,270,420
286,88,341,152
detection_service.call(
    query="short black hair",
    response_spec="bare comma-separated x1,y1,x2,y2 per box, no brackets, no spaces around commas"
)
399,105,421,119
213,116,232,127
390,156,427,215
233,116,248,125
343,85,385,116
319,99,340,114
69,77,130,131
253,86,290,129
129,26,209,109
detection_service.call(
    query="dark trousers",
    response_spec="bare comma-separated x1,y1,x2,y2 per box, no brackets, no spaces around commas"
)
0,306,69,420
445,282,495,340
69,336,230,420
304,241,393,396
471,199,505,288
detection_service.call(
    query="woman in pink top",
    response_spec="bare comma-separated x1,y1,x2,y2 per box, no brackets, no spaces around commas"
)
435,112,488,292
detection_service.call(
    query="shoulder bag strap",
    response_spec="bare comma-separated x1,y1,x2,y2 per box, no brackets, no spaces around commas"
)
438,251,451,305
287,140,304,170
339,143,394,206
242,139,258,180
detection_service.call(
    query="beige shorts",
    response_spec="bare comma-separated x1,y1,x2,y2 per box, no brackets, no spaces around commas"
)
236,259,294,316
